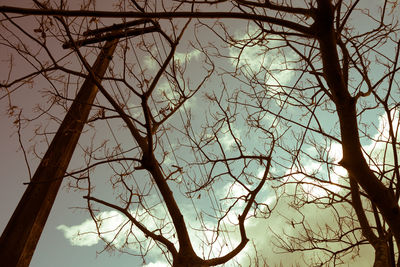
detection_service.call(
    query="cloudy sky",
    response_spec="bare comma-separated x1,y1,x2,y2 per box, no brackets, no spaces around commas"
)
1,1,398,266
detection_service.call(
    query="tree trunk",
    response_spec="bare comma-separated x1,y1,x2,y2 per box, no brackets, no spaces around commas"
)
315,0,400,246
0,39,118,267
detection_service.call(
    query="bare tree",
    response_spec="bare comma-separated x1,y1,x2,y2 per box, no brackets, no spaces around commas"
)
1,0,400,266
165,0,399,265
0,1,276,266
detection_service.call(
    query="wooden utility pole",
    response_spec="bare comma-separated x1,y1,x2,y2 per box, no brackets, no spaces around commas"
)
0,39,118,267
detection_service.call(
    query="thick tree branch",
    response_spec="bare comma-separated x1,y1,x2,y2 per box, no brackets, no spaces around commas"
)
83,195,178,257
0,6,315,36
235,0,314,17
315,0,400,246
206,154,272,265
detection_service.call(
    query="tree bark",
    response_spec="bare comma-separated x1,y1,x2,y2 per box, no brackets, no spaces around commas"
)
0,39,118,267
315,0,400,246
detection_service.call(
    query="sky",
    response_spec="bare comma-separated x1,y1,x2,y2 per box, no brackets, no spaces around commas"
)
0,1,398,266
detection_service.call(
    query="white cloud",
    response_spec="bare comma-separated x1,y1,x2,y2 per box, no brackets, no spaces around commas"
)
363,110,399,170
153,80,197,113
219,125,242,151
231,164,371,266
329,142,348,178
229,112,400,265
142,48,201,71
174,49,201,64
57,210,128,247
57,206,176,258
219,182,248,225
234,201,375,267
229,29,297,98
143,54,158,70
280,141,348,201
143,261,169,267
57,220,100,247
284,164,344,200
58,113,397,266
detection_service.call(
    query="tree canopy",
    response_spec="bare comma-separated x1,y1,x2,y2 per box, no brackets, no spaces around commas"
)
0,0,399,266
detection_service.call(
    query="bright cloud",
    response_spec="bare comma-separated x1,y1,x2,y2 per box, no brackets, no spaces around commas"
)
143,54,157,70
57,206,176,258
143,261,169,267
363,110,399,170
230,112,399,266
144,48,201,70
57,210,129,247
229,29,297,91
234,201,375,267
219,125,242,151
285,159,345,200
174,49,201,64
57,220,100,247
57,110,398,265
